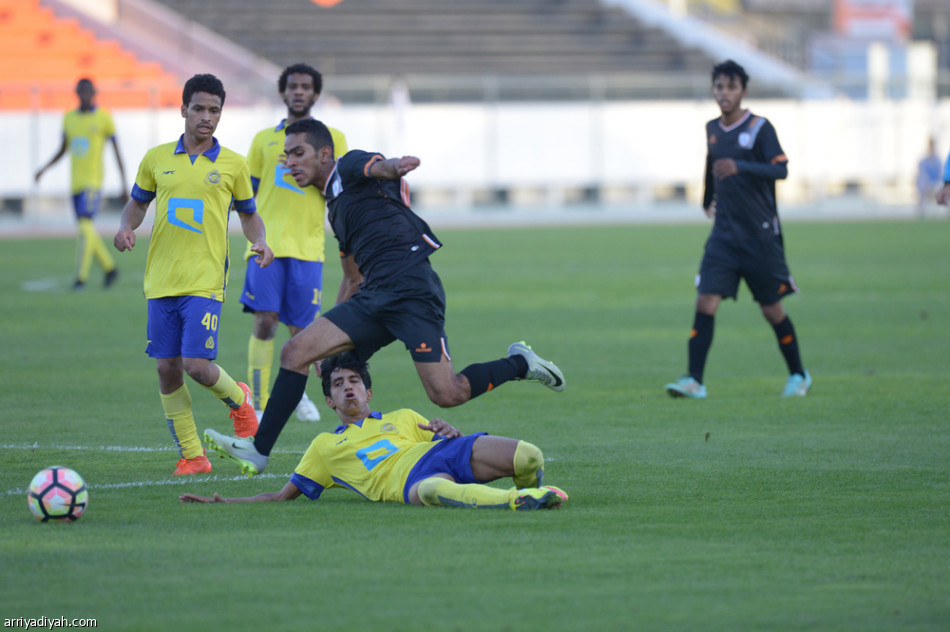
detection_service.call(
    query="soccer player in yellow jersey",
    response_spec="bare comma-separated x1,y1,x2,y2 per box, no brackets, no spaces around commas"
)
241,63,348,423
35,78,126,290
113,74,275,476
190,353,568,510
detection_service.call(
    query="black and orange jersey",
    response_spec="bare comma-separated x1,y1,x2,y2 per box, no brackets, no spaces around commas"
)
324,150,441,288
703,111,788,242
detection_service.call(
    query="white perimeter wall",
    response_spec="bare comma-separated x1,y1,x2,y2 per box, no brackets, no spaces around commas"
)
5,98,950,210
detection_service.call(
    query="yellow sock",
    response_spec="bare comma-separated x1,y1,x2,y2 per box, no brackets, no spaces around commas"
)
203,365,245,410
85,217,116,272
160,384,203,459
512,440,544,488
417,477,513,509
76,218,94,282
248,335,274,411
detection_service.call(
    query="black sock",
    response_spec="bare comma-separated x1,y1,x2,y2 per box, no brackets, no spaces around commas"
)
772,316,805,376
688,312,714,384
255,368,308,456
460,356,525,399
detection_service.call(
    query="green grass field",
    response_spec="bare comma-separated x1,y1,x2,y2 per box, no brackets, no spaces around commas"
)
1,219,948,631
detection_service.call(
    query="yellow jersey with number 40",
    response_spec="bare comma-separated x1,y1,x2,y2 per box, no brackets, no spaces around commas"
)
291,409,442,502
131,137,256,301
244,120,347,262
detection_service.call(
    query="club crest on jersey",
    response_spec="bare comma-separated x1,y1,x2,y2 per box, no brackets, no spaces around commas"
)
739,132,753,148
205,170,221,186
381,423,395,432
205,336,215,350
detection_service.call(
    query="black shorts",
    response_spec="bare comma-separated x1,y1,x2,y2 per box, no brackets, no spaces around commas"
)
697,235,798,304
323,262,450,363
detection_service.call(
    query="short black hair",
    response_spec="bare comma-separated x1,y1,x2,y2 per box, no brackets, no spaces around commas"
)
712,59,749,89
182,73,226,107
278,63,323,94
284,118,334,154
320,352,372,397
76,78,94,91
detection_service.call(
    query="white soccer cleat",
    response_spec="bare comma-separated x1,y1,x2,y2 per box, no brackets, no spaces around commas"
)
507,341,565,392
295,392,321,422
203,428,269,476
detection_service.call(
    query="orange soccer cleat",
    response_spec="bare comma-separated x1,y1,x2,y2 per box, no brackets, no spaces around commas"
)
229,382,260,438
173,455,212,476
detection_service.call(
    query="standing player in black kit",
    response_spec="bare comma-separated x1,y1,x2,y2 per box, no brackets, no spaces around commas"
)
205,118,565,475
665,60,810,400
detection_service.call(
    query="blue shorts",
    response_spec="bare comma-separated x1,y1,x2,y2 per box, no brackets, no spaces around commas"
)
241,257,323,329
72,190,102,219
146,296,222,359
402,432,487,503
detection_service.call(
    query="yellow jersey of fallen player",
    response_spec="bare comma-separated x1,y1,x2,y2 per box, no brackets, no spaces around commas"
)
291,409,444,502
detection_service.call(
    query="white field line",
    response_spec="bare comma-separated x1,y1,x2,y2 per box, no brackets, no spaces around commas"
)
1,442,302,497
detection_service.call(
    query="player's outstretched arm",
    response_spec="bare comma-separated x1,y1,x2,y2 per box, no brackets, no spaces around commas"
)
179,481,303,503
368,156,420,180
239,211,274,268
114,198,149,251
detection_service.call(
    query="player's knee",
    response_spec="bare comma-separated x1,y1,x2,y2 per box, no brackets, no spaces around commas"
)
279,337,310,372
181,358,211,384
424,376,469,408
513,441,544,488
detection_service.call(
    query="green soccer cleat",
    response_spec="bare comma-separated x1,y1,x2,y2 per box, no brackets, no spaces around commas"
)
510,486,569,511
781,371,812,397
665,376,707,399
203,428,268,476
507,341,565,392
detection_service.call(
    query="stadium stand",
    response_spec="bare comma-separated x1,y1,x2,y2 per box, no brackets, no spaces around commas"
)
146,0,750,101
0,0,181,110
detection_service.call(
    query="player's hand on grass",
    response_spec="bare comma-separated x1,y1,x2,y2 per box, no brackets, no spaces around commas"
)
252,242,275,268
419,418,463,439
179,493,227,503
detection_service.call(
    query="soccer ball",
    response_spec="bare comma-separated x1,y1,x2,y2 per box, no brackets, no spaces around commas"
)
27,466,88,522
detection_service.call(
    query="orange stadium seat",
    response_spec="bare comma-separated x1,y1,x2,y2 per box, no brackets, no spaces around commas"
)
0,0,181,110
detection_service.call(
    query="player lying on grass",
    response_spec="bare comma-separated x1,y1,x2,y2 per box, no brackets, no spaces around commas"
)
182,353,568,510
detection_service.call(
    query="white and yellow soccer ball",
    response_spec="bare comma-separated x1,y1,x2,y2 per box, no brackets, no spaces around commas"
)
27,466,88,522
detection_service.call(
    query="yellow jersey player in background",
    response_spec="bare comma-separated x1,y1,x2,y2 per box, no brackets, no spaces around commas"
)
193,352,568,511
113,74,275,476
241,63,348,423
35,78,127,291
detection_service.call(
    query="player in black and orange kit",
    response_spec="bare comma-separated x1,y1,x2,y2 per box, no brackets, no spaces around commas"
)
665,60,810,399
205,119,565,475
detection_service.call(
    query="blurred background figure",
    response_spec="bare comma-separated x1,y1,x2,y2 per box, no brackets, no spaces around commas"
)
916,137,943,217
34,77,126,290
